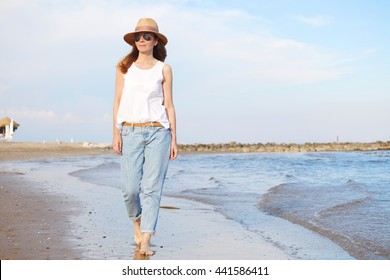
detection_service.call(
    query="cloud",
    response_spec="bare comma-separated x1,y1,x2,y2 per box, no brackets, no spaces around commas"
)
0,1,353,88
0,108,57,122
63,112,79,122
293,15,332,27
162,8,349,89
201,36,348,86
0,84,7,96
0,106,112,142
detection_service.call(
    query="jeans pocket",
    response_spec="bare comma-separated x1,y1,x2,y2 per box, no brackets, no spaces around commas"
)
156,126,171,133
120,126,132,136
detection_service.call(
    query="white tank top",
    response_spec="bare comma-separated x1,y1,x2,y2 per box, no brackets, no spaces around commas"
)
116,60,170,128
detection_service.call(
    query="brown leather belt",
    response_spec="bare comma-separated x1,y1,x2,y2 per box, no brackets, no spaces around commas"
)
123,121,163,127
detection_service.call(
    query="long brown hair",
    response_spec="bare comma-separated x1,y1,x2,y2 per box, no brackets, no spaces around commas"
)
117,40,167,74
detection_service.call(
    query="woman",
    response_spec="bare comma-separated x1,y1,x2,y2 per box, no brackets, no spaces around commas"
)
113,18,178,256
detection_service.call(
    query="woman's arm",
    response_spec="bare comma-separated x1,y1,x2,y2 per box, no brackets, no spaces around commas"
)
113,68,124,155
162,64,178,160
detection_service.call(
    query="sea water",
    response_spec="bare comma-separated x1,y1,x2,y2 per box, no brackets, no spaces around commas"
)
70,151,390,260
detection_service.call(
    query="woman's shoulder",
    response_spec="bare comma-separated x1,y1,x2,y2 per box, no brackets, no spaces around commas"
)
162,62,172,73
162,63,172,82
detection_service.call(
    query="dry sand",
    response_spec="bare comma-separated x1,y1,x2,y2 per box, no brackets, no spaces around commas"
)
0,142,291,259
0,142,112,162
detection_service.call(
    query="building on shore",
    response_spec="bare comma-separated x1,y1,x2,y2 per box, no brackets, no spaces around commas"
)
0,117,19,142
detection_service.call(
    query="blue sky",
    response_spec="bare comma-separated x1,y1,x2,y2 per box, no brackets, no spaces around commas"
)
1,0,389,144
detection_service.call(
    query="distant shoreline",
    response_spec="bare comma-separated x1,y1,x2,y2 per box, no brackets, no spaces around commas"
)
1,140,389,161
179,141,390,153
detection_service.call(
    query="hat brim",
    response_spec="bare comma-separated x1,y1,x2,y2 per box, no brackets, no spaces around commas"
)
124,31,168,46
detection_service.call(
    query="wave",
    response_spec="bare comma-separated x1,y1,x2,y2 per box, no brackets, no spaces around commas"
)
258,181,389,259
69,161,120,189
314,197,368,219
208,176,223,186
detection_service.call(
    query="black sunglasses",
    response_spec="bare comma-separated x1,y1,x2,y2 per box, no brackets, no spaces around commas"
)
133,33,155,42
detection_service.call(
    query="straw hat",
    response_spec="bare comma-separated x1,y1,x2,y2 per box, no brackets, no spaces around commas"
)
124,18,168,46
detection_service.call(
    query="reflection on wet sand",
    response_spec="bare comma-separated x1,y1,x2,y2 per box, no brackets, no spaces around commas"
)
132,245,151,260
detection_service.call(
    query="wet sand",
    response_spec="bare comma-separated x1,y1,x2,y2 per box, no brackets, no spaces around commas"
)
0,142,290,259
0,173,83,259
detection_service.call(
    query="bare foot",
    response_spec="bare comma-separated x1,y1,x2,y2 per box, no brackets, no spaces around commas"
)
133,219,142,245
140,233,154,256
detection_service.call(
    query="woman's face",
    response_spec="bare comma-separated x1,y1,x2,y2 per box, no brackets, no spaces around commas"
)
134,32,158,52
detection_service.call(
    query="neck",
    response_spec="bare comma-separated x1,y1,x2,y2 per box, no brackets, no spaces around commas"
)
136,52,155,63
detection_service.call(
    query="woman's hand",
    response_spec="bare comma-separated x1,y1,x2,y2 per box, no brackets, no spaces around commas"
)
170,140,178,160
113,131,122,155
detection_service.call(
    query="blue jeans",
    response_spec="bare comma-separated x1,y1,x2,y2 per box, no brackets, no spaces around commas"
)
120,125,171,234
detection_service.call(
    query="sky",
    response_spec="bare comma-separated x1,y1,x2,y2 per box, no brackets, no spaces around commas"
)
1,0,389,144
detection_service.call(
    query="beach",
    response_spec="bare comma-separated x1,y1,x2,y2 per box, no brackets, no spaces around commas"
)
0,142,291,260
2,142,388,260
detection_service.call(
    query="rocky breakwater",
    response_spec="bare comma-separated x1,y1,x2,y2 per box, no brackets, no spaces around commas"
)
178,141,390,153
82,142,112,149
